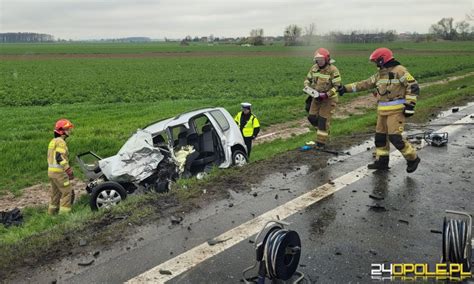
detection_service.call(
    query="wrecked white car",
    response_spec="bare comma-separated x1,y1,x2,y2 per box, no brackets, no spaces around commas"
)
77,107,249,210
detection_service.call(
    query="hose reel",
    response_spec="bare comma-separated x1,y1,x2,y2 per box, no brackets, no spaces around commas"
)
442,210,473,272
242,220,305,283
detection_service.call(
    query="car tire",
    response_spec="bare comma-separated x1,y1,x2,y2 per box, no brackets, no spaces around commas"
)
232,149,248,167
89,181,127,211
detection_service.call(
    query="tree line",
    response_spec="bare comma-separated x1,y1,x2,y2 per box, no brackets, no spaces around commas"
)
0,33,55,43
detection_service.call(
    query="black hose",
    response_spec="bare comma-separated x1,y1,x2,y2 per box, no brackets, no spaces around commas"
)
443,217,472,272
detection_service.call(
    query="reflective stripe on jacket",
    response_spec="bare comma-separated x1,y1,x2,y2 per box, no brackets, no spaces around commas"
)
344,62,419,113
47,137,69,173
304,64,342,100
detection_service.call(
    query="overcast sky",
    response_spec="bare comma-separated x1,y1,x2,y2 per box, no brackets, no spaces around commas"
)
1,0,473,40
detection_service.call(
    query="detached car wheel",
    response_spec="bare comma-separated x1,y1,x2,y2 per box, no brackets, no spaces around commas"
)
232,150,248,167
90,181,127,211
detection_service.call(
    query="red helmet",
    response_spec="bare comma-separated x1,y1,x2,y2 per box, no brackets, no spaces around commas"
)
54,119,74,135
369,48,393,66
314,48,330,61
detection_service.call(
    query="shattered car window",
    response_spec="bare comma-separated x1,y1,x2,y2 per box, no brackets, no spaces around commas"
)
193,115,210,134
210,110,230,132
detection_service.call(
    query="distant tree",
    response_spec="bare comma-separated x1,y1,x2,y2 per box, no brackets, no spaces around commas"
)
284,24,302,46
429,17,457,40
249,28,264,45
184,35,192,42
193,36,199,42
304,23,316,45
455,20,470,40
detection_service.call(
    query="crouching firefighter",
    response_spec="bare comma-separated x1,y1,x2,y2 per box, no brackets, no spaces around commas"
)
234,102,260,158
304,48,341,149
338,48,421,173
47,119,75,215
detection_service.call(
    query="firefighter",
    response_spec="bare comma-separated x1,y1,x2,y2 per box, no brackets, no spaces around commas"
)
47,119,75,215
304,48,342,149
338,48,421,173
234,103,260,158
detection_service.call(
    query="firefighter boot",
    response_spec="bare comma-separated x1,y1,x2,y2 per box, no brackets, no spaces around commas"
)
406,156,421,173
367,156,389,170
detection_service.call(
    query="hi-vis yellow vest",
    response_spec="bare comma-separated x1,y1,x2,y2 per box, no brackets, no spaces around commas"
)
234,112,260,137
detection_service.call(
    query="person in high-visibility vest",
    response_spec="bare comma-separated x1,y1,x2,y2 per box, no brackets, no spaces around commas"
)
47,119,75,214
234,102,260,158
338,48,421,173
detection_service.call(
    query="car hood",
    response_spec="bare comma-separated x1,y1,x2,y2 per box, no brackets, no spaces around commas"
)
99,129,165,183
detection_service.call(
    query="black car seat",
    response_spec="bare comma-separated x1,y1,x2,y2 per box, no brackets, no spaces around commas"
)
191,124,217,167
186,132,200,152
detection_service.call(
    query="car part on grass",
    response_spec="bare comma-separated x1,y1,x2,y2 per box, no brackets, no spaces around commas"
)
242,220,305,284
442,210,472,272
0,208,23,227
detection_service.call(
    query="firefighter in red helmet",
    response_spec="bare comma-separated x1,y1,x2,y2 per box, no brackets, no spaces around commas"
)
338,48,421,173
47,119,75,214
304,48,342,148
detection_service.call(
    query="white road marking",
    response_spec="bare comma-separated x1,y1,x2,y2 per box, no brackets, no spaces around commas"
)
128,113,473,283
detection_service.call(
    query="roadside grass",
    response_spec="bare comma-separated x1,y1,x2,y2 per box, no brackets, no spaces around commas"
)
1,77,472,274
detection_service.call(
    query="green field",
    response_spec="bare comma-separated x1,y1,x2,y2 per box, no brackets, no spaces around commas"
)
0,41,473,194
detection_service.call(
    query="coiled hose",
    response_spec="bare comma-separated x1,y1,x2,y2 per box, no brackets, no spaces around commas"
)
443,212,472,272
242,221,305,283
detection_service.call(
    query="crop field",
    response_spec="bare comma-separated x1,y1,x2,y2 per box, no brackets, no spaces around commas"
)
0,41,474,194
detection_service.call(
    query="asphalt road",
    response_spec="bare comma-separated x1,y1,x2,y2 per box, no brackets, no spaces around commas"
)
14,104,474,283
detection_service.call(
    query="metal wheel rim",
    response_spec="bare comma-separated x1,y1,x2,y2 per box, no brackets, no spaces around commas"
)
234,153,247,167
96,189,122,209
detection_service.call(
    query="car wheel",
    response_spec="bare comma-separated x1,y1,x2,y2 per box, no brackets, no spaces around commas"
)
232,149,248,167
90,181,127,211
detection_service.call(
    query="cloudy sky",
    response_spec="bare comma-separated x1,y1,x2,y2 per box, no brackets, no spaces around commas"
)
1,0,473,40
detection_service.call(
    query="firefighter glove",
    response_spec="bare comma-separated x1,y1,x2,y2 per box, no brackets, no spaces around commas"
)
404,103,415,117
337,85,346,96
65,167,74,180
317,92,329,101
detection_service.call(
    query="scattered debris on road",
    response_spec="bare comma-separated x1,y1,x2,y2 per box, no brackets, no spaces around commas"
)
368,204,387,212
170,216,183,225
207,237,233,246
78,259,95,267
159,269,172,275
398,219,409,225
368,194,384,201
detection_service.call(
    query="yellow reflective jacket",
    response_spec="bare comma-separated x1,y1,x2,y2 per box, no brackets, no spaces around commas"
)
304,64,342,102
344,62,419,114
234,112,260,138
47,137,70,174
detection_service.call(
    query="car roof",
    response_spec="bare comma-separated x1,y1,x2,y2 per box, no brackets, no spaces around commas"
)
144,107,221,135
